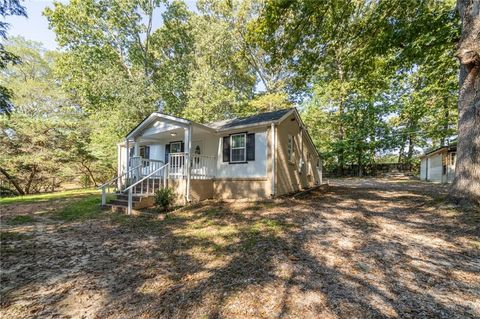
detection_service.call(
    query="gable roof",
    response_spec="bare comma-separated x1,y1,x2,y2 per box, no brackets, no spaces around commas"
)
207,108,293,131
421,143,457,158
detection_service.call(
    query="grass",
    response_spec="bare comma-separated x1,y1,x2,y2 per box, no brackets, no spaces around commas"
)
7,215,36,225
0,188,99,206
51,194,103,221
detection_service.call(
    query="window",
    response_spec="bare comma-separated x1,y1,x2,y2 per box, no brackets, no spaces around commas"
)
287,135,295,163
230,133,246,162
170,142,182,153
139,146,150,159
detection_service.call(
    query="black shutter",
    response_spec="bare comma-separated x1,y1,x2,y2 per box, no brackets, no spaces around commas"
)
165,144,170,163
223,136,230,162
145,146,150,159
246,133,255,161
181,142,185,152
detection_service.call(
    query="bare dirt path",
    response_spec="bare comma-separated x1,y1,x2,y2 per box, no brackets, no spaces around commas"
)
1,178,479,318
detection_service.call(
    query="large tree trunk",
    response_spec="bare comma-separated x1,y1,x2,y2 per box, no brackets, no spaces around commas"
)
0,167,25,195
452,0,480,203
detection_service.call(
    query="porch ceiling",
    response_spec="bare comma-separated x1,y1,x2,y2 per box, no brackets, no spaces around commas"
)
138,127,185,143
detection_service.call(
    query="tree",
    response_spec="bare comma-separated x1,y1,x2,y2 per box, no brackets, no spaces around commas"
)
257,0,460,176
44,0,166,168
0,0,26,115
452,0,480,202
0,37,99,194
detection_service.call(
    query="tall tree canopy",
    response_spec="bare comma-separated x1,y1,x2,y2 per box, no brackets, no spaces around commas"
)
0,0,27,115
255,0,460,175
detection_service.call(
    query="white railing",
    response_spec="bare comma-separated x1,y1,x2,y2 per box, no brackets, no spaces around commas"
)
99,163,142,206
168,153,216,179
168,153,186,179
103,154,216,213
129,157,165,179
123,163,169,214
190,154,216,179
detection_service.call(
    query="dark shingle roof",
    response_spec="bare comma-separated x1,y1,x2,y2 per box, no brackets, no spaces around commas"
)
207,108,293,130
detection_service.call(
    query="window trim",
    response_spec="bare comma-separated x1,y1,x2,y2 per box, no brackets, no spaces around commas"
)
170,141,182,153
230,133,247,163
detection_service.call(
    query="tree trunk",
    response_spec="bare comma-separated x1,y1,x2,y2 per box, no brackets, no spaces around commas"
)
452,0,480,203
24,165,37,194
80,162,98,187
407,131,415,171
0,167,25,195
336,59,346,176
441,96,450,146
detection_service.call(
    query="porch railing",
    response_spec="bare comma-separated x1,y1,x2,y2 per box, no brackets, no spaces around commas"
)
168,153,186,179
123,163,169,214
99,163,142,206
167,153,216,179
191,154,216,179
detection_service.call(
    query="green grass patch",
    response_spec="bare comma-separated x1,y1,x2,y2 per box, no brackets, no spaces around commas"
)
7,215,36,225
0,231,27,241
0,188,99,206
250,218,293,234
52,194,102,221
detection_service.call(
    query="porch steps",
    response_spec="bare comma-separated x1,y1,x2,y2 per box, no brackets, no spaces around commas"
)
102,192,156,213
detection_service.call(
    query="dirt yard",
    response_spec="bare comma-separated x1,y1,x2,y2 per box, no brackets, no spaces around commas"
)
1,178,479,318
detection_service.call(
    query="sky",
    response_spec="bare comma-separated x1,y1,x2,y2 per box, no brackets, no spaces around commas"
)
4,0,198,50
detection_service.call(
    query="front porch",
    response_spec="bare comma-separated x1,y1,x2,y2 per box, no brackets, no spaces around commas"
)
101,113,218,213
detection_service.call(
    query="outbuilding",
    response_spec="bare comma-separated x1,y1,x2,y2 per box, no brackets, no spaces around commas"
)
420,144,456,183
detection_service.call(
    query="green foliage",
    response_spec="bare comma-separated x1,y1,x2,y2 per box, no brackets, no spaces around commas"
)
52,195,102,221
1,0,464,187
154,187,176,209
259,0,459,174
0,0,26,115
0,188,98,205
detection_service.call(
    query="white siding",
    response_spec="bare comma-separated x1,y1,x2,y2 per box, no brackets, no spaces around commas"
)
420,158,427,180
427,154,443,183
216,129,268,178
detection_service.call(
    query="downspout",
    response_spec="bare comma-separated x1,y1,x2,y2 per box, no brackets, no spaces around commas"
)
271,123,276,197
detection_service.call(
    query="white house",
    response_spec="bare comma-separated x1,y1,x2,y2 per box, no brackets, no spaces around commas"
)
100,108,322,213
420,144,457,183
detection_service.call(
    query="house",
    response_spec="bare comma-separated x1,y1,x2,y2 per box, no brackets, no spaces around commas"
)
100,108,322,213
419,144,456,183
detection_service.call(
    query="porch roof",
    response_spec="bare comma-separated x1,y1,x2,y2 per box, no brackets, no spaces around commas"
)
126,112,214,140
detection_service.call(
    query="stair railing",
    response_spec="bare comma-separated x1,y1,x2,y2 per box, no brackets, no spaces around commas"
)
99,163,143,206
123,163,169,214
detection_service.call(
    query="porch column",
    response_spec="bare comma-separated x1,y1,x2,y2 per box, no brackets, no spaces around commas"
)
125,139,130,182
184,125,192,203
133,139,141,180
117,143,122,189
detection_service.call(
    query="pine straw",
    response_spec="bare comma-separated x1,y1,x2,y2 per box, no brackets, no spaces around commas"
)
1,178,479,318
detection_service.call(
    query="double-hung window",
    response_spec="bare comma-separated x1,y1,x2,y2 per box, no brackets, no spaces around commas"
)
230,133,246,163
170,141,182,153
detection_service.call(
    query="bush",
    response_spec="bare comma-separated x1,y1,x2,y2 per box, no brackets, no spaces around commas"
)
154,187,176,210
